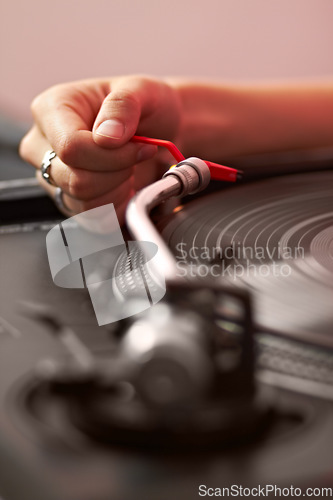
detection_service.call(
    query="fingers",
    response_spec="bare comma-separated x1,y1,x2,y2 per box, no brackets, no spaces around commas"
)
29,79,157,171
92,76,182,148
36,169,134,224
21,125,156,173
21,126,138,200
92,77,159,147
20,75,182,224
36,171,80,216
24,76,181,172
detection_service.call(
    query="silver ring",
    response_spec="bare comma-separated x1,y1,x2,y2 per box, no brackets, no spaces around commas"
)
54,187,75,214
41,150,57,185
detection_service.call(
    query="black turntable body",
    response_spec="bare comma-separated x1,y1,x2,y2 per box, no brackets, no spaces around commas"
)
0,162,333,500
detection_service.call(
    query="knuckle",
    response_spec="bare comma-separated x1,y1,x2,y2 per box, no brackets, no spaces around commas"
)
55,133,79,167
67,169,94,200
111,88,140,113
30,83,66,118
30,94,43,117
121,74,153,88
18,133,31,161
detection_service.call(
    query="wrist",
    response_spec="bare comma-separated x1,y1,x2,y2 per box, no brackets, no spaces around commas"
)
166,79,240,161
167,79,333,161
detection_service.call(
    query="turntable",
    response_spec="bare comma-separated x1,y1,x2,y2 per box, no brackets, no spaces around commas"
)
0,151,333,500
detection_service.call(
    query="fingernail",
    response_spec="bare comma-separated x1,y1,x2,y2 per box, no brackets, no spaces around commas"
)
95,119,124,139
137,145,158,162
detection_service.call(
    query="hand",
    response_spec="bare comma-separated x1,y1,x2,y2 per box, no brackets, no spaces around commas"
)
19,75,182,223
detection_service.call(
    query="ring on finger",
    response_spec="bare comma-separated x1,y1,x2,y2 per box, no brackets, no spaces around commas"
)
41,150,57,186
54,187,75,214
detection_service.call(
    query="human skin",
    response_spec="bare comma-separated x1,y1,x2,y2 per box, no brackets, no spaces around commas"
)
19,75,333,222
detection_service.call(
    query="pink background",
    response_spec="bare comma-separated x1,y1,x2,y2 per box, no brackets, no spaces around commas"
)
1,0,333,122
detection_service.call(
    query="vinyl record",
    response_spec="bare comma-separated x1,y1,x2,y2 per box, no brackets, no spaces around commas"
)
157,171,333,347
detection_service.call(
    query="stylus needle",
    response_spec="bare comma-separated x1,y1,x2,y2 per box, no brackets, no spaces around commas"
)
132,135,242,182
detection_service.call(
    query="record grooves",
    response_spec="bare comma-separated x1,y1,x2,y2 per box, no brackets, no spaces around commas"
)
0,170,333,500
157,171,333,347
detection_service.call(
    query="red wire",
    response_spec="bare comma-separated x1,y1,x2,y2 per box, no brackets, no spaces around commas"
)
132,135,240,182
205,161,239,182
132,135,185,162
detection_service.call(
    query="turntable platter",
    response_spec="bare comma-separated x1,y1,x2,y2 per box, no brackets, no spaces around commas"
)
157,171,333,347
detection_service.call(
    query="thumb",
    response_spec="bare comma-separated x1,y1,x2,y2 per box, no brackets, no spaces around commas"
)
92,77,156,148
